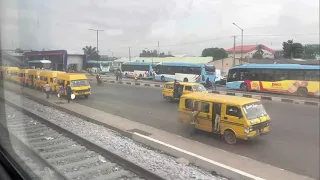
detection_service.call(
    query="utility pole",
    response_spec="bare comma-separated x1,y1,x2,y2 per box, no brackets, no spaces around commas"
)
232,23,244,64
89,29,104,52
234,36,236,64
128,47,131,61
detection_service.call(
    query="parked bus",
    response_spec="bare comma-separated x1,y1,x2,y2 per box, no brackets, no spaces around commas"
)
121,62,154,79
87,61,111,74
154,62,215,83
226,64,320,96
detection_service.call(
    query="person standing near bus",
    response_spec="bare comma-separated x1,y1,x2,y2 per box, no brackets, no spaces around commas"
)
44,82,51,99
66,82,72,103
173,80,180,99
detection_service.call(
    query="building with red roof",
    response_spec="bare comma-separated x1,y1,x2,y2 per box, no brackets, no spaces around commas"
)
225,45,275,59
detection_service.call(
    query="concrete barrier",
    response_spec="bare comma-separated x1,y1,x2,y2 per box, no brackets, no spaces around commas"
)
132,132,265,180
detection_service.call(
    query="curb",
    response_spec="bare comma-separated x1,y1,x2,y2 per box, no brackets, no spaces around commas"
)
132,132,264,180
97,80,319,106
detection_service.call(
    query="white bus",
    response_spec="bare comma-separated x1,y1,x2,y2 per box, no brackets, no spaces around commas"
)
154,62,215,83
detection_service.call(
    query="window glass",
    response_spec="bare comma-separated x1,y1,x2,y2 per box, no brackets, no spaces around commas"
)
185,99,193,109
199,102,210,113
226,105,241,117
185,86,192,91
165,84,173,89
260,69,274,81
274,70,289,81
247,69,260,81
227,69,238,82
239,69,249,81
305,70,320,81
289,70,305,80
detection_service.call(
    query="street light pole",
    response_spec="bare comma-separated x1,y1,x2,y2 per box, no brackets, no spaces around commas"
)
89,29,104,52
232,23,244,64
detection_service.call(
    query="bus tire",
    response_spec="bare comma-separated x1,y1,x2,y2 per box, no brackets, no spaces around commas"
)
84,95,89,99
183,78,188,82
161,76,165,81
240,83,248,91
223,130,237,145
297,87,308,96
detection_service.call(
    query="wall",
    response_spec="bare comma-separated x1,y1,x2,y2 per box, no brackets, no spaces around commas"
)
67,55,84,71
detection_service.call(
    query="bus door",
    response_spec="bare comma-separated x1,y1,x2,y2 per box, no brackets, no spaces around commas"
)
194,101,213,132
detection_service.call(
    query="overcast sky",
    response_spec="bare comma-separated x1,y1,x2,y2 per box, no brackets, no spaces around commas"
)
1,0,319,57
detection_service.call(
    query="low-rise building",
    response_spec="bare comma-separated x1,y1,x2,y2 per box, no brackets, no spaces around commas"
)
226,45,275,59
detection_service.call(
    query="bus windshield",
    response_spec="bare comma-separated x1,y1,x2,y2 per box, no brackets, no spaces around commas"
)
71,79,89,87
242,102,267,120
205,65,215,75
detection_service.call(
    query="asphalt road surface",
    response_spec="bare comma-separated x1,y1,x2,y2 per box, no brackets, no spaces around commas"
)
88,76,320,102
75,83,320,179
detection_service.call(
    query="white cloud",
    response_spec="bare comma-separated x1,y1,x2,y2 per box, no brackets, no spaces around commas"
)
1,0,319,56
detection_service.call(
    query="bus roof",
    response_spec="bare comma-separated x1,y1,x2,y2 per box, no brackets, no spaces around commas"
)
57,73,88,80
164,82,201,86
231,64,320,70
28,69,43,74
40,71,65,76
122,62,153,65
160,62,204,67
182,92,260,105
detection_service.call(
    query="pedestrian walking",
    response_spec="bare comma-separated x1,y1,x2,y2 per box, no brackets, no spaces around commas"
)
58,83,64,100
119,70,123,81
66,82,72,103
44,82,51,99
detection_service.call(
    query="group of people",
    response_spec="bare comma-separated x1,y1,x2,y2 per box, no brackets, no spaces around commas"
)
44,82,72,103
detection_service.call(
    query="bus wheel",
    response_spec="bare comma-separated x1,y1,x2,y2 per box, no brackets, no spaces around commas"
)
223,130,237,145
161,76,165,81
240,83,248,91
84,95,89,99
297,87,308,96
183,78,188,82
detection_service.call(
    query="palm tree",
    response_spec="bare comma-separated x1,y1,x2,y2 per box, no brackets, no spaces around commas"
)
82,46,100,60
252,44,264,59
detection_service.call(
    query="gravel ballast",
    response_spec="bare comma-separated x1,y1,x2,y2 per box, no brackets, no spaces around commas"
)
5,91,228,180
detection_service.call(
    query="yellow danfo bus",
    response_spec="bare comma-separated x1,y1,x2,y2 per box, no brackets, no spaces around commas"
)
39,71,66,91
178,92,270,144
226,64,320,97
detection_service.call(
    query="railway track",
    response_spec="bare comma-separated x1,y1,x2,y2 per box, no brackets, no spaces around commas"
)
0,100,165,180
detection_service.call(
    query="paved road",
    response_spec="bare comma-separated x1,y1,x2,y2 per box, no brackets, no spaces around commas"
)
88,76,320,102
75,83,320,179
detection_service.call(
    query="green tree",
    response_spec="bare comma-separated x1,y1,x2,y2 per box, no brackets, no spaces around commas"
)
252,44,264,59
304,44,320,59
82,46,100,60
201,47,228,60
282,40,304,58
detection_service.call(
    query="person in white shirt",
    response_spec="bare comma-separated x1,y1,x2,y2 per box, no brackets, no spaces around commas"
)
44,82,51,99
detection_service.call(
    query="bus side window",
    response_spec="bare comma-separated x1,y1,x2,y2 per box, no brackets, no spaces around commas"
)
227,69,238,82
289,70,305,80
199,102,210,113
260,69,274,81
274,70,289,81
305,70,320,81
226,105,241,118
185,86,192,91
185,99,193,109
50,78,53,83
